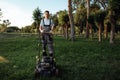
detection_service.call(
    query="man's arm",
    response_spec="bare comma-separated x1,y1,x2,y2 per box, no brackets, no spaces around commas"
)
39,26,42,32
39,19,44,33
50,19,55,31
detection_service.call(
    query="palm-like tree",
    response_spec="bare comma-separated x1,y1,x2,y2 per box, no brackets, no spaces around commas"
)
94,0,108,10
72,0,85,11
32,7,42,32
108,0,120,43
3,19,11,28
68,0,75,41
57,10,69,39
74,5,86,36
85,0,90,38
0,8,2,20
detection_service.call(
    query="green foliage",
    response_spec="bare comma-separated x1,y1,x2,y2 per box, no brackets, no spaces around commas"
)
58,10,69,26
32,7,42,22
21,25,32,33
32,7,42,30
87,13,98,32
31,22,37,29
88,14,94,24
72,0,86,11
90,3,100,11
2,19,11,27
0,34,120,80
0,8,2,19
74,6,86,26
94,10,107,23
108,0,120,10
0,9,11,33
20,22,37,33
0,19,11,32
107,0,120,20
0,24,6,32
51,14,58,27
4,26,20,33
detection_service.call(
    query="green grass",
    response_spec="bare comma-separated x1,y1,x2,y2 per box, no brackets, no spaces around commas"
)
0,33,120,80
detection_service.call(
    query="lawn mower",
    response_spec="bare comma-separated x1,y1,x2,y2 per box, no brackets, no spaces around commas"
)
34,31,59,78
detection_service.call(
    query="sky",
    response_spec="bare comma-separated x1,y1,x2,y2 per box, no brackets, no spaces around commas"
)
0,0,68,28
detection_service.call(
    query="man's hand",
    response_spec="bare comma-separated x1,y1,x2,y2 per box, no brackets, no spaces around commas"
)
39,26,45,33
50,30,53,33
40,29,45,33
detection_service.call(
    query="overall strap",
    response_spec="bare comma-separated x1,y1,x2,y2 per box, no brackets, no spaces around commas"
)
43,19,51,26
43,19,45,25
49,19,51,26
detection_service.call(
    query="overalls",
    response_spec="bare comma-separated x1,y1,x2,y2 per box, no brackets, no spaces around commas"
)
41,19,54,57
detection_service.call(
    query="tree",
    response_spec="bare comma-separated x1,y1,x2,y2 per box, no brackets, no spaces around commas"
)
94,0,108,10
0,19,11,32
57,10,69,39
51,14,59,34
103,9,111,39
0,8,2,21
21,25,31,33
0,9,11,32
0,9,2,32
68,0,75,41
51,14,58,27
89,3,101,39
72,0,86,11
3,19,11,27
74,4,86,36
108,0,120,43
32,7,42,32
92,0,108,39
85,0,90,38
5,26,20,32
94,10,106,42
31,22,37,33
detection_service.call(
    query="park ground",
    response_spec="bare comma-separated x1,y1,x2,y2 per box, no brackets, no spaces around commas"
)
0,33,120,80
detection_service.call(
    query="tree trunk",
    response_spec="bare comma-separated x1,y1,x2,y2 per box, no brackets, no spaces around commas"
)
104,24,108,39
68,0,75,41
62,26,65,37
110,24,115,44
65,24,69,39
109,10,115,44
37,22,39,32
89,24,93,40
98,23,102,42
85,0,90,38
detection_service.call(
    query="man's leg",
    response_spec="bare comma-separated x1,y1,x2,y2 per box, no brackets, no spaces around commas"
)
42,43,47,56
41,34,47,56
48,43,54,57
47,34,54,57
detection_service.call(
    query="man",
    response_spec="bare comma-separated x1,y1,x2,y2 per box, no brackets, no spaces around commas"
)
39,10,54,57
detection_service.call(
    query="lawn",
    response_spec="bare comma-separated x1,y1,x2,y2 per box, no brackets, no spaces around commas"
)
0,33,120,80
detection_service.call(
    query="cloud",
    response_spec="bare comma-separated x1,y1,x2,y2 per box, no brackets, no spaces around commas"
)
0,1,32,28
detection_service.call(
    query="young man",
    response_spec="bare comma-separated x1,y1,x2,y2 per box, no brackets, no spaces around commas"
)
39,10,54,57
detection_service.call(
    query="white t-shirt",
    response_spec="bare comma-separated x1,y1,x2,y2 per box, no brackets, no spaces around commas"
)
40,18,54,27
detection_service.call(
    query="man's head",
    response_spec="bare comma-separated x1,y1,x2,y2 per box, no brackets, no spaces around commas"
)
44,10,49,19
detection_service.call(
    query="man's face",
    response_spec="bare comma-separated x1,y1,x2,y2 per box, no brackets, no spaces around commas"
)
44,12,49,18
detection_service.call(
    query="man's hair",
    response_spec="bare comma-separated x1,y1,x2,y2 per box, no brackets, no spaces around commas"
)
44,10,49,14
